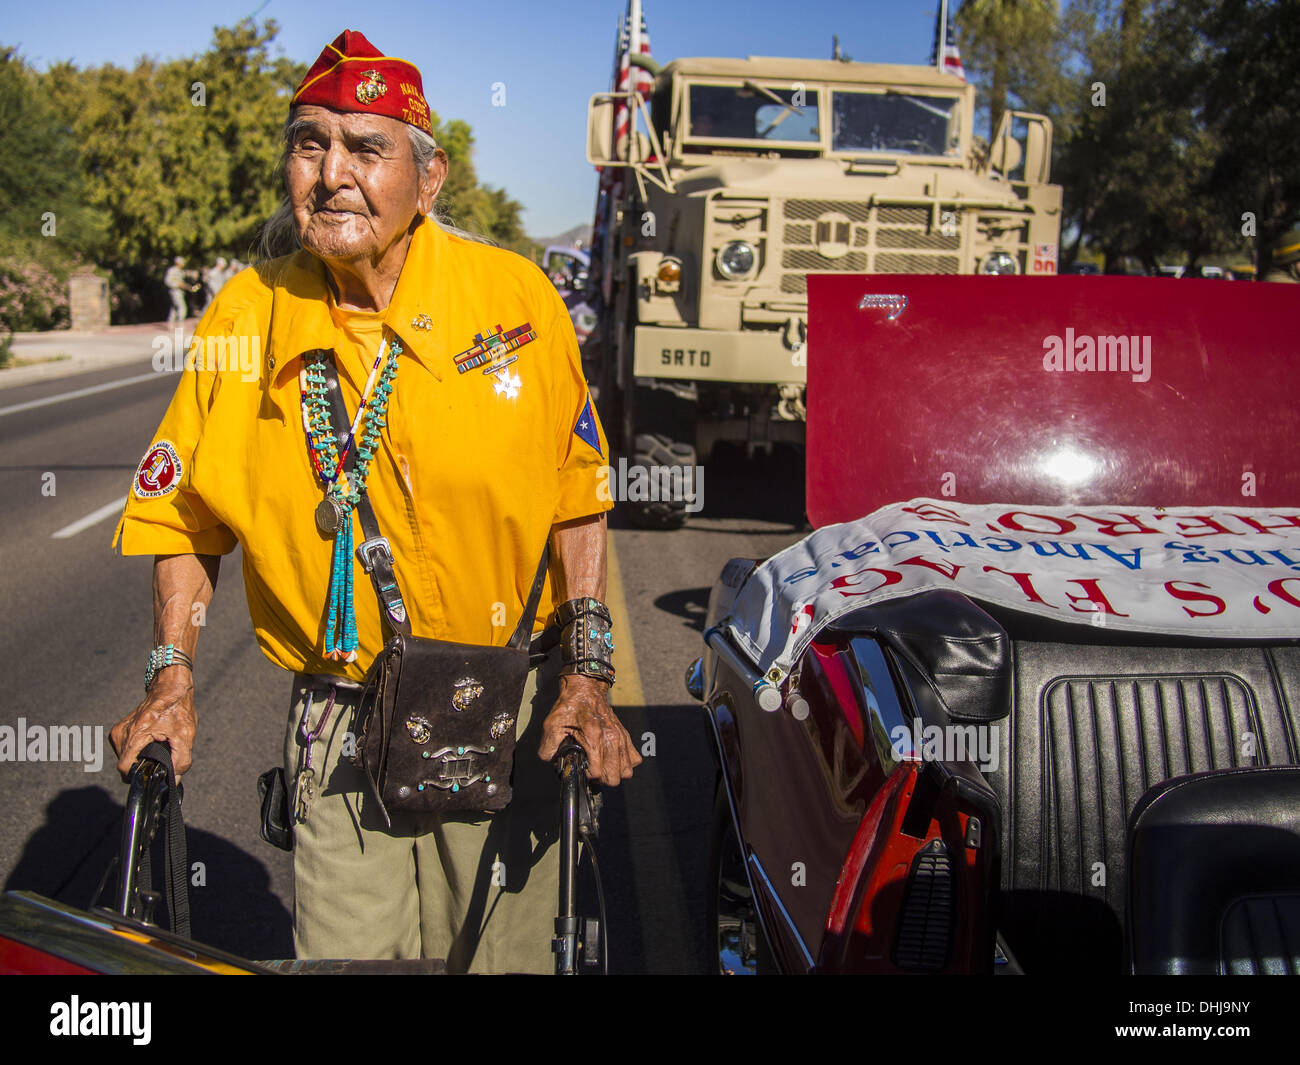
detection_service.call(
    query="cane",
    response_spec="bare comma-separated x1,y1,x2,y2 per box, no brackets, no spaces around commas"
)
552,737,607,974
95,741,190,937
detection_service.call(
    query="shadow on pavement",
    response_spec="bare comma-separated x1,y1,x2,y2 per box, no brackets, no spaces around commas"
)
652,586,712,634
607,442,810,533
4,785,293,961
584,702,715,975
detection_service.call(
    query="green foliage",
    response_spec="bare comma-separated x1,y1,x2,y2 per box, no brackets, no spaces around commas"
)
34,19,304,319
957,0,1059,141
960,0,1299,273
0,48,101,331
1,19,536,324
0,258,68,331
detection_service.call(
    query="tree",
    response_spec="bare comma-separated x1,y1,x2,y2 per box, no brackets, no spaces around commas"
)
0,47,104,331
1027,0,1292,273
15,18,536,323
956,0,1059,141
37,20,303,319
1191,0,1300,275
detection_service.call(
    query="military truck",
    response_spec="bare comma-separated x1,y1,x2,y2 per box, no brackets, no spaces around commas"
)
586,53,1062,527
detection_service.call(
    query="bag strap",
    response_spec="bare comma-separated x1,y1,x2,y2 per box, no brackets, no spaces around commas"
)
320,356,549,649
137,741,190,937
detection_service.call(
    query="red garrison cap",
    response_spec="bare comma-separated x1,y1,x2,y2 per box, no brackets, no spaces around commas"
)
291,30,432,135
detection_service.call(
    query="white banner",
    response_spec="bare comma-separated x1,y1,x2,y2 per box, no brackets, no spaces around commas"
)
725,499,1300,680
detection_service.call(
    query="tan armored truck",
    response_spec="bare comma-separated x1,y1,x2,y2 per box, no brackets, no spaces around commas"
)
586,53,1062,527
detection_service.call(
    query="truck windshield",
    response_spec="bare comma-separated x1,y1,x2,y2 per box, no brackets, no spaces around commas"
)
831,90,960,156
686,83,821,144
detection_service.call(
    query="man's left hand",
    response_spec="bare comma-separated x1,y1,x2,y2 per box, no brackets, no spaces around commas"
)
539,675,642,786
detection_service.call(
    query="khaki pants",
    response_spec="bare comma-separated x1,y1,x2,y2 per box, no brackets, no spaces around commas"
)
284,651,562,973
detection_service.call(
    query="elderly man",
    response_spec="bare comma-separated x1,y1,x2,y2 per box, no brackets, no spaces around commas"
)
110,29,640,972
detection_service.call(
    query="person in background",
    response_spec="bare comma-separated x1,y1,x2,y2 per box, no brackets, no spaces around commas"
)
164,257,188,324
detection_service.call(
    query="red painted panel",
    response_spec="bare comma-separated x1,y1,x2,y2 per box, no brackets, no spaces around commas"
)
0,935,98,975
806,275,1300,529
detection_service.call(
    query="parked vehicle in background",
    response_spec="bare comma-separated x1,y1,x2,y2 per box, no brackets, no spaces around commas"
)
1156,264,1185,278
543,245,598,348
585,38,1063,527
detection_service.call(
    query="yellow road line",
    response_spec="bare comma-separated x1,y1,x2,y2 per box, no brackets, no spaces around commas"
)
604,534,644,708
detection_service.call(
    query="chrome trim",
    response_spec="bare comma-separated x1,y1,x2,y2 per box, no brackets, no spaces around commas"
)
685,656,705,700
703,625,781,710
746,854,816,972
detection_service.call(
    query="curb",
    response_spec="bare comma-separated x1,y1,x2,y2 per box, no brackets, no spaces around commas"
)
0,323,195,391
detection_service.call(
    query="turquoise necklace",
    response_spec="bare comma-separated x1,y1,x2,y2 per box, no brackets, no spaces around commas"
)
299,338,401,661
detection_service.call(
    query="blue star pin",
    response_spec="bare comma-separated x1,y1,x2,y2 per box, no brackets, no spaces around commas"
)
572,395,602,456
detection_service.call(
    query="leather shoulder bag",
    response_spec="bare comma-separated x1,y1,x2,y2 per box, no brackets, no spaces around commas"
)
317,355,549,824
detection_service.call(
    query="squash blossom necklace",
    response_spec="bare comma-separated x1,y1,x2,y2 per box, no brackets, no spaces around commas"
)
299,337,402,661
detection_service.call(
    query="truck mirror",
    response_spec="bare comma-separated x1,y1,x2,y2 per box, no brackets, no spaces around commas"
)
587,95,618,167
988,115,1023,178
1021,115,1051,185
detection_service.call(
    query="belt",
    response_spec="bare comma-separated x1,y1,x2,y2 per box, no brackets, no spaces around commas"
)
298,672,365,693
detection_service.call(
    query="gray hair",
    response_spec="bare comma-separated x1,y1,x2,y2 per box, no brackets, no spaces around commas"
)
254,116,497,263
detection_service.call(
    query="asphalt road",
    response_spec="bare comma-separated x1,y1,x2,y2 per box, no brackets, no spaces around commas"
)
0,350,807,973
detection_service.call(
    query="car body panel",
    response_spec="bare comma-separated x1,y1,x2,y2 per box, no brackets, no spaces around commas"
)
806,274,1300,526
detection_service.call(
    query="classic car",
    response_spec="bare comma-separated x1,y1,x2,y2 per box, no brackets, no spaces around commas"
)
692,273,1300,975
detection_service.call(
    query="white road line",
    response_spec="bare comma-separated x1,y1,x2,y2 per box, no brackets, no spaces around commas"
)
52,496,128,539
0,371,170,418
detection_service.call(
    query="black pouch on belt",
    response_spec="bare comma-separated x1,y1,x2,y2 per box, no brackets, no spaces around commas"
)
257,766,293,851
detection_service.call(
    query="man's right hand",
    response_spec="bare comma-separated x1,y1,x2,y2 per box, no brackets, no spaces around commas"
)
111,672,197,780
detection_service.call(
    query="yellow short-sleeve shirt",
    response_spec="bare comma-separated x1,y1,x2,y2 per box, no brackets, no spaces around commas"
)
114,217,612,682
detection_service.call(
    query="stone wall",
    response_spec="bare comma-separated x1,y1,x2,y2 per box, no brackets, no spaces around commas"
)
69,269,110,333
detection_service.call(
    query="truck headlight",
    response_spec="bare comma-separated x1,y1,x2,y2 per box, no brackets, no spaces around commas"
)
716,241,756,280
980,251,1019,275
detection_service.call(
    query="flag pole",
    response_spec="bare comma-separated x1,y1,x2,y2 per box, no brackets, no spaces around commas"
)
937,0,948,74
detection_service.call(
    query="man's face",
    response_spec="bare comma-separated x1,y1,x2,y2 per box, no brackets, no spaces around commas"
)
286,105,446,266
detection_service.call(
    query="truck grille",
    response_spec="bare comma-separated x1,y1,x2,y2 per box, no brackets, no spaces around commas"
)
780,198,966,293
782,250,869,272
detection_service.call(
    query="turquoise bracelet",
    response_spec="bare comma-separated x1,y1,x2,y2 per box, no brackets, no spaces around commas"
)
145,644,194,693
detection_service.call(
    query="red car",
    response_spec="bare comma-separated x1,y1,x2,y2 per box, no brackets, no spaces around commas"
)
693,274,1300,975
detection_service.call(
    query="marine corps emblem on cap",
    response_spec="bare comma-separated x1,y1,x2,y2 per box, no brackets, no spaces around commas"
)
291,29,434,135
355,69,387,105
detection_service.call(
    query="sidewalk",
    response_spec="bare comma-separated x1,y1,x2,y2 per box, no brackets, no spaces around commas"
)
0,320,196,390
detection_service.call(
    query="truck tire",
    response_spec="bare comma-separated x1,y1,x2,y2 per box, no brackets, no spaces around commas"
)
625,433,697,529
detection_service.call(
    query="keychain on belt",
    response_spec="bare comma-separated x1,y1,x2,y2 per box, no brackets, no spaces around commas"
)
294,686,338,823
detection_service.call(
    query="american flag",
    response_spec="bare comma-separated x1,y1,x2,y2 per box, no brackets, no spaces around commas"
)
611,0,654,161
930,0,966,81
591,0,654,304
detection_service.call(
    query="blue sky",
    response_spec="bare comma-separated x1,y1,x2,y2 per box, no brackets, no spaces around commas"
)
7,0,952,237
